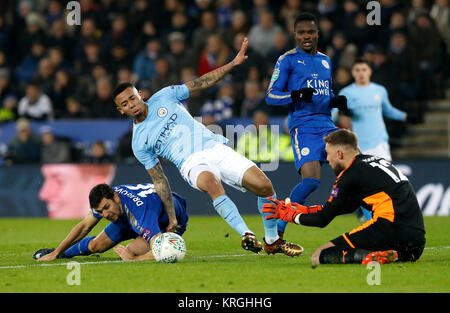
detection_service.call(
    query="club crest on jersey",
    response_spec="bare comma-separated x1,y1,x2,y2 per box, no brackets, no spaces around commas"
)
321,60,330,69
301,147,310,156
158,107,168,117
271,69,280,81
331,187,339,198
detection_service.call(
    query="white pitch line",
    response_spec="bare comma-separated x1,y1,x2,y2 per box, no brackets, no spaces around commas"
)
0,253,258,270
1,247,449,270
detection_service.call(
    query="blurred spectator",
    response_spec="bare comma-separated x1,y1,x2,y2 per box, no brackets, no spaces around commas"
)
0,67,14,104
266,31,290,70
387,32,419,99
0,16,13,61
228,33,264,95
131,20,158,56
333,67,352,93
191,10,221,55
408,12,445,99
197,33,230,76
82,141,114,164
236,110,276,162
223,10,249,46
45,18,73,61
73,17,101,59
0,94,18,122
47,46,72,72
317,16,335,53
166,32,194,81
133,37,160,88
200,82,234,122
91,77,119,118
407,0,428,25
115,130,136,164
40,125,71,164
248,9,283,57
63,95,90,119
18,82,54,121
326,32,357,72
217,0,236,29
279,0,302,24
74,38,101,77
179,66,205,116
34,57,55,95
116,66,136,85
5,117,41,165
240,80,265,117
48,69,72,118
45,0,64,25
128,0,152,33
107,43,132,75
430,0,450,56
15,41,46,86
148,57,178,94
346,11,376,53
164,10,194,45
17,12,47,62
100,14,132,55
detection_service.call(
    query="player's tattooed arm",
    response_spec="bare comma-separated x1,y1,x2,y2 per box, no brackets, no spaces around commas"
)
147,163,178,232
185,37,249,93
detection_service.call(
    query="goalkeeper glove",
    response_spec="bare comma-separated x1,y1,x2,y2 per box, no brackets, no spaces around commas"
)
330,95,353,116
291,88,315,102
262,197,314,223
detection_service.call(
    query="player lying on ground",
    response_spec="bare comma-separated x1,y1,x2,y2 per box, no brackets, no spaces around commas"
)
112,37,302,256
263,129,426,265
33,183,189,262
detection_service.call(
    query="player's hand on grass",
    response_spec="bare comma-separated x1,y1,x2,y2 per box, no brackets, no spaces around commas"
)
231,37,248,67
113,245,135,261
291,88,316,102
37,250,59,262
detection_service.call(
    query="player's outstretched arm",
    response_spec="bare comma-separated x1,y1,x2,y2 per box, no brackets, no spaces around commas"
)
185,37,248,93
38,211,99,261
147,163,177,233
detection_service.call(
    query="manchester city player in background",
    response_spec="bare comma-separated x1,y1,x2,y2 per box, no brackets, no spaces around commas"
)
112,38,303,257
34,183,189,261
265,13,349,239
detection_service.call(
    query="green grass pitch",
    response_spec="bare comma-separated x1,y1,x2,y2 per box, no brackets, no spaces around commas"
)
0,215,449,293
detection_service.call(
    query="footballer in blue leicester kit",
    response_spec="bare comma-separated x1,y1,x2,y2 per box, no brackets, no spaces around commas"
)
112,38,303,257
34,183,189,261
265,13,350,238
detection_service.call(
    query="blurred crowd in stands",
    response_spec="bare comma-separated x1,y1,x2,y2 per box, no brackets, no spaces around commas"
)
0,0,449,165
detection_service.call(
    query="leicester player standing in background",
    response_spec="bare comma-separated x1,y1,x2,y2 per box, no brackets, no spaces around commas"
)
265,13,348,238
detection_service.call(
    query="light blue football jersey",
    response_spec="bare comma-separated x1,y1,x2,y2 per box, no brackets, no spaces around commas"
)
132,85,228,170
337,82,405,151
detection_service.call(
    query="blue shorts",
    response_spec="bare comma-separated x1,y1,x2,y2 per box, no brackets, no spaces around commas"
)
104,192,189,243
290,126,338,171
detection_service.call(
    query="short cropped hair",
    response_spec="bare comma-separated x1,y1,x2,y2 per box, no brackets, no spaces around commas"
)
112,82,134,101
294,13,319,29
89,183,115,209
323,129,358,150
352,57,371,68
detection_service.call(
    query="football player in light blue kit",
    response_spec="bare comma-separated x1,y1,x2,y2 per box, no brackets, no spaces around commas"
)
34,183,189,261
113,37,303,257
335,58,407,221
265,13,348,238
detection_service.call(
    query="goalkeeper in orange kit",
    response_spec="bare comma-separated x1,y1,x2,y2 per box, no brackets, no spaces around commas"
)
263,129,425,265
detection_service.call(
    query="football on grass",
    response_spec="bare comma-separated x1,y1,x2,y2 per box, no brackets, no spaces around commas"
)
151,232,186,263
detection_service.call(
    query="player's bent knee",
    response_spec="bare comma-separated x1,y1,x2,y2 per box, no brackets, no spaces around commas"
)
88,238,106,253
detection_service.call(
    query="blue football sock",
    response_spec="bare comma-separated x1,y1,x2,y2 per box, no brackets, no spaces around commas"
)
213,195,250,236
258,193,279,243
277,178,321,233
62,236,95,258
